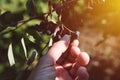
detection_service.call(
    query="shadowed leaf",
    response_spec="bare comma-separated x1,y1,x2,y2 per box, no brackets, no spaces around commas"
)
0,11,23,27
26,0,37,16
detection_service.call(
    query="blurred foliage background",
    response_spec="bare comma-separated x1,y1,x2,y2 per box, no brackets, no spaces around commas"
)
0,0,120,80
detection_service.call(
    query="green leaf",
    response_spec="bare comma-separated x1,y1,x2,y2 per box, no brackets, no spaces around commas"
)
21,38,27,60
0,64,4,73
8,43,15,66
27,49,38,65
26,0,37,16
36,1,49,13
0,10,1,14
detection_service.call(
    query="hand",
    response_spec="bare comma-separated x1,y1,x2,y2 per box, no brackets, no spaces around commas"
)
28,35,90,80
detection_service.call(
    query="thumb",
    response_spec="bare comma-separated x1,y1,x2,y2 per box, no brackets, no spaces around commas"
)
48,35,71,63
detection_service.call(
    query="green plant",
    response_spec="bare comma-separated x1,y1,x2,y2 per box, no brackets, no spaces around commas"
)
0,0,88,79
1,0,120,80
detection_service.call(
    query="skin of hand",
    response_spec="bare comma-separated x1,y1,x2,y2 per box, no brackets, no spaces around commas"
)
27,35,90,80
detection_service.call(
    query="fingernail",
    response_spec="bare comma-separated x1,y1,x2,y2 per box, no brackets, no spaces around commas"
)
61,35,71,43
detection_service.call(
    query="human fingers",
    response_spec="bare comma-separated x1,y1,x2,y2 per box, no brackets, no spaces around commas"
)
56,39,79,65
47,35,71,63
70,52,89,78
67,39,80,63
67,46,80,63
63,47,80,70
62,40,80,70
71,39,79,47
61,40,80,69
77,67,89,80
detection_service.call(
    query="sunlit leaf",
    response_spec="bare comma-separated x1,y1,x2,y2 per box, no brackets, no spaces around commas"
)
48,37,53,47
36,1,49,13
8,43,15,66
48,11,58,23
21,38,27,60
